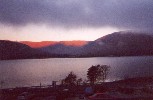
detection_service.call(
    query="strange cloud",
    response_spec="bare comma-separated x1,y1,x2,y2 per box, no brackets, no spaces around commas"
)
0,0,153,31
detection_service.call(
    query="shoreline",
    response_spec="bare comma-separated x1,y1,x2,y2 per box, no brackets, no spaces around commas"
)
1,76,153,100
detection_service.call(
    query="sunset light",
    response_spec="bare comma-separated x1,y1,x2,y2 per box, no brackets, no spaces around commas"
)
1,1,153,99
0,24,119,41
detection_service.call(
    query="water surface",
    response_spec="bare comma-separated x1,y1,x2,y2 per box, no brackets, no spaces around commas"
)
0,56,153,88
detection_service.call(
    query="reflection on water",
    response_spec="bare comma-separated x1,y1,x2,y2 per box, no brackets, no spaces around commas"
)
0,56,153,88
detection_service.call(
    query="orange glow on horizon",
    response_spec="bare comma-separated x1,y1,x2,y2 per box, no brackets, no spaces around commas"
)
0,24,120,42
60,41,88,46
21,41,88,48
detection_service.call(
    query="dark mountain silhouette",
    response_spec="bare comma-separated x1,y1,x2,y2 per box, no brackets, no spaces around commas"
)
82,32,153,57
37,31,153,57
1,31,153,60
21,41,88,56
0,40,54,60
39,43,83,56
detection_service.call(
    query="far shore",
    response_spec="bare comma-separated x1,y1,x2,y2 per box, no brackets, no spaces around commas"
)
1,55,153,61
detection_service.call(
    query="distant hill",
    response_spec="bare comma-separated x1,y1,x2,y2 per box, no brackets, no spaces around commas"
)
0,40,54,60
39,43,82,56
82,32,153,57
21,41,88,56
37,31,153,57
1,31,153,60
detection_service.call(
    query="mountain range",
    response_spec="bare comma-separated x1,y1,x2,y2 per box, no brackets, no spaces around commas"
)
1,31,153,60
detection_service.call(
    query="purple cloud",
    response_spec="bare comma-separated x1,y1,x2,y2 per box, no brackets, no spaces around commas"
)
0,0,153,31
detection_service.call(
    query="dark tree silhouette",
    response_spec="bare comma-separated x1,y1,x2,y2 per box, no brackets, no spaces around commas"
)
64,71,77,85
87,65,110,85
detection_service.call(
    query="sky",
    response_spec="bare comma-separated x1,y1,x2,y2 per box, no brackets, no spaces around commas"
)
0,0,153,41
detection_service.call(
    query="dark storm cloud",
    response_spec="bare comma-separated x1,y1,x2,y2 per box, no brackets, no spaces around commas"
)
0,0,153,30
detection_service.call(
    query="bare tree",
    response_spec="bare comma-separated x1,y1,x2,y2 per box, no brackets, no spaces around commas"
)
64,71,77,85
87,65,110,85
